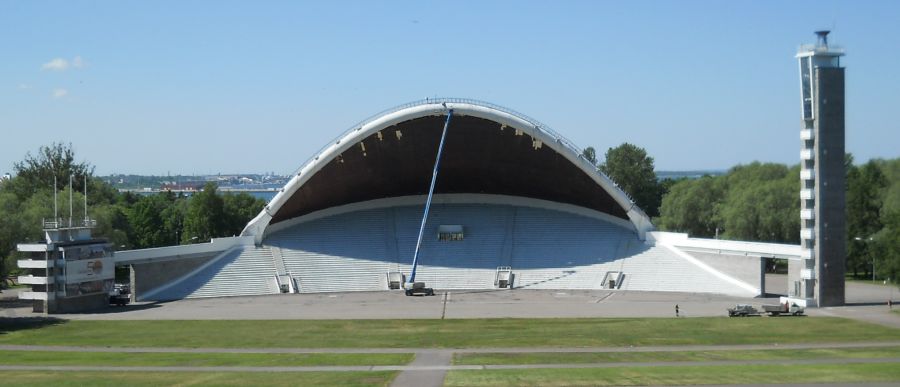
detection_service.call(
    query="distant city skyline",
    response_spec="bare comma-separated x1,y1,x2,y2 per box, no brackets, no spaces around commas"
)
2,1,898,175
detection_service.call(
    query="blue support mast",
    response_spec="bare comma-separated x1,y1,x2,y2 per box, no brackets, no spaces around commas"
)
407,108,454,286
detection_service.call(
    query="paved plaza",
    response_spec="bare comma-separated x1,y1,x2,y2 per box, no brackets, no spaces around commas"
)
2,276,898,328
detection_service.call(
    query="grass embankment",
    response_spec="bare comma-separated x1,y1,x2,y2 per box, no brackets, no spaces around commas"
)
444,364,900,387
0,371,396,387
0,351,412,367
454,346,900,365
1,317,897,348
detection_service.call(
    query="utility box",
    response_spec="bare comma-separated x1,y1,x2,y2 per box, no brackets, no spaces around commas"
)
386,271,405,290
495,266,513,288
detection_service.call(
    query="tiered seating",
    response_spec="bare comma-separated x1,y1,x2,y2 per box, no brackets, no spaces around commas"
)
146,246,279,300
269,208,394,293
147,199,754,299
268,203,648,292
510,207,633,289
393,205,510,289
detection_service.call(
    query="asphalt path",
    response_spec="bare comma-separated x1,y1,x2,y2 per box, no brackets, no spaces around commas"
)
1,357,898,373
3,341,900,354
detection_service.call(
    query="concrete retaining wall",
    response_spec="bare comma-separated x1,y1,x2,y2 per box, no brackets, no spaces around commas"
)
130,254,218,301
684,251,764,296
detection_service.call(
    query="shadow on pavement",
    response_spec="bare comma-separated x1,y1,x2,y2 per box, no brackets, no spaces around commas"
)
77,301,166,315
0,317,67,336
842,301,894,307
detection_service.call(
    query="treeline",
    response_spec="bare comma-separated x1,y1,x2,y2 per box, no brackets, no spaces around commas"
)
658,162,800,243
0,144,266,279
589,143,899,284
3,143,898,286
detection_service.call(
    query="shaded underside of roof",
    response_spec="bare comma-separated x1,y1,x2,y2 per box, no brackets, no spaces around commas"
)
270,114,628,225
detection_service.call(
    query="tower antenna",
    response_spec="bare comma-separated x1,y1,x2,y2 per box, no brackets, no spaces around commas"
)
69,174,73,226
83,174,88,224
53,176,58,221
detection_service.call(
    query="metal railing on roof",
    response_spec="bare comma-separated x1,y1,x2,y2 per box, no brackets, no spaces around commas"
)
42,217,97,230
288,98,637,205
797,44,845,54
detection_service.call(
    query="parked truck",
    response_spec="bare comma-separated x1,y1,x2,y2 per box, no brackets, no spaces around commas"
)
109,283,131,306
727,304,760,317
761,303,804,316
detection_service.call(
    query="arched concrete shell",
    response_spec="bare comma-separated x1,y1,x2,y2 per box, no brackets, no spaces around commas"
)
242,99,654,243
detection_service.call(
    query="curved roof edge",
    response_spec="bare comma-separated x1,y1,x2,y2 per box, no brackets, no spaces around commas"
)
242,98,654,242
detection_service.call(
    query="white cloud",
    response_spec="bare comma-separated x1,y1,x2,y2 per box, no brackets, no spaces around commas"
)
52,88,68,98
42,58,69,71
18,83,31,90
41,56,86,71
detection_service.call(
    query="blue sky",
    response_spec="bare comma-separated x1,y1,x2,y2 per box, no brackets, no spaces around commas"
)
2,1,898,175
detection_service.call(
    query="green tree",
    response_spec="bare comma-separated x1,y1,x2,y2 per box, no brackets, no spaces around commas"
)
717,167,799,243
872,209,900,285
128,194,171,249
599,143,662,217
658,162,799,243
161,194,188,245
182,182,225,243
222,193,266,237
0,190,26,279
658,176,723,238
8,142,94,199
847,161,887,278
581,147,598,166
91,203,132,249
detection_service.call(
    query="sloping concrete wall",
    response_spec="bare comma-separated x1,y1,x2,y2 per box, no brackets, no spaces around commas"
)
683,251,764,295
130,253,217,301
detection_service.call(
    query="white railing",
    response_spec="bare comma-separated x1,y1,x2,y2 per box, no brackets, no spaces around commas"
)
800,149,815,160
41,217,97,229
798,44,844,54
800,228,815,240
800,129,814,141
800,189,815,200
800,169,814,180
801,249,813,259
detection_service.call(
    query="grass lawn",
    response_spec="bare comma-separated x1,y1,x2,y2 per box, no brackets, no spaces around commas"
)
444,363,900,386
0,371,396,387
1,317,897,348
0,350,412,367
454,346,900,365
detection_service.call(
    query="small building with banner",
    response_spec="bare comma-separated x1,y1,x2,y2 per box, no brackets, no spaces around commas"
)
17,217,114,313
